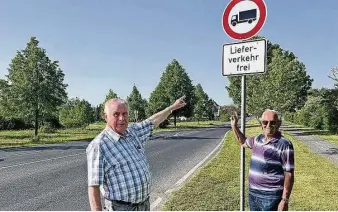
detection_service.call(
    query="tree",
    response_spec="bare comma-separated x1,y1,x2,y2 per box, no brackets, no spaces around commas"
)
193,83,217,122
59,98,94,128
127,84,147,122
147,59,195,126
293,88,338,133
0,79,11,117
329,67,338,88
222,105,240,116
219,109,231,122
193,84,209,123
227,36,313,118
0,79,27,130
4,37,68,138
99,89,119,120
206,98,217,120
93,106,101,122
311,88,338,132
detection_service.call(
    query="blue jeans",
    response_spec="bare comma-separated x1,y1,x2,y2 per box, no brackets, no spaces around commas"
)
249,188,282,211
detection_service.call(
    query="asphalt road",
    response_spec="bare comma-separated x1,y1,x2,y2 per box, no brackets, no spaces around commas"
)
0,125,229,211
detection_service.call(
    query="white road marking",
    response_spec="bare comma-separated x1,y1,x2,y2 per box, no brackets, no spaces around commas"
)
0,153,84,170
174,131,229,186
150,197,163,211
156,131,229,210
0,148,85,158
173,132,181,136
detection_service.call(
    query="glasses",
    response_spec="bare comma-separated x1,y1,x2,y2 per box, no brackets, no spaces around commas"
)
261,120,277,126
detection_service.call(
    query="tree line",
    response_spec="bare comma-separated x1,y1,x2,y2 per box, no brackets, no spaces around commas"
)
0,37,222,138
227,36,338,133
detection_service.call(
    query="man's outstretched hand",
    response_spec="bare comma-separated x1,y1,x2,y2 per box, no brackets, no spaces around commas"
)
171,96,187,111
230,112,238,128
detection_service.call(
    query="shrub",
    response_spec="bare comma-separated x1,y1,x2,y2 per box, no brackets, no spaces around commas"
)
283,112,294,122
39,122,56,133
159,119,170,128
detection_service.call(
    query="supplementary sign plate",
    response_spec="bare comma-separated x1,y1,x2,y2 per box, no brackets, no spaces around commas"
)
222,39,267,76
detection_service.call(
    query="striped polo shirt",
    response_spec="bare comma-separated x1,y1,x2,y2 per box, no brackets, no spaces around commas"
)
245,131,294,191
86,119,154,203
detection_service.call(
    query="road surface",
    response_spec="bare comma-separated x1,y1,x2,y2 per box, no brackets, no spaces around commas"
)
0,125,229,210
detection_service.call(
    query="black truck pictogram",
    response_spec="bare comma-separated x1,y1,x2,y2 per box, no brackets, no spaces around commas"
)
231,9,257,26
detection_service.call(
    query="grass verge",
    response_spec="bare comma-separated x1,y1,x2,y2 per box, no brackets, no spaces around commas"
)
162,120,338,211
283,121,338,146
0,120,224,149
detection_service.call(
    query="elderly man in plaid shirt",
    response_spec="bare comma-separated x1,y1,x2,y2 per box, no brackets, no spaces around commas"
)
86,96,187,211
231,109,295,211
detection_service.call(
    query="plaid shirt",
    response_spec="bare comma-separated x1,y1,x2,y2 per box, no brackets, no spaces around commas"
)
86,119,154,203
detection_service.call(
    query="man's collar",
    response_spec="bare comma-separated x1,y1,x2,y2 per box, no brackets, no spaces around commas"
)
105,126,132,142
263,131,282,144
105,126,121,142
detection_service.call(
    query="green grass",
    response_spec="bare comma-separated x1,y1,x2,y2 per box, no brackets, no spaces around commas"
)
0,125,102,149
162,120,338,211
0,120,225,149
282,132,338,210
283,121,338,146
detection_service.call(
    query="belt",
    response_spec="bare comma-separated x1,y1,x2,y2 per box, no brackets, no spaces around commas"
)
111,196,149,207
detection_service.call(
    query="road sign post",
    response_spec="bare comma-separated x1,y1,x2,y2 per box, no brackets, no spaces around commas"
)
240,75,246,211
221,0,267,210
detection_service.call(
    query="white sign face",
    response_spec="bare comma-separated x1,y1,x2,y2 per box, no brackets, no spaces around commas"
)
228,1,260,34
222,39,266,76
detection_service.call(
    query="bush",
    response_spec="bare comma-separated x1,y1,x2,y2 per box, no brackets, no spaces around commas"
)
39,122,56,133
159,119,170,128
283,112,294,122
220,113,230,122
309,106,326,129
59,98,94,128
292,92,338,132
293,109,308,126
323,106,338,133
43,117,62,129
0,117,28,130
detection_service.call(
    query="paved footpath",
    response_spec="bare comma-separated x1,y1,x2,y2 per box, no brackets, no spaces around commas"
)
280,125,338,166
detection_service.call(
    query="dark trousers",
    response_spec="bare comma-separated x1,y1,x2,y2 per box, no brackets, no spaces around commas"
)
104,197,150,211
249,188,282,211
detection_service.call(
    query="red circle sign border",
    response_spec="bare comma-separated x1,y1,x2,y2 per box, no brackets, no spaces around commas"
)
222,0,267,40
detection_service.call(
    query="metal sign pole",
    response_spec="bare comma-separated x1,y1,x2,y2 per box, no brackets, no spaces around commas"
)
222,1,267,209
240,75,246,211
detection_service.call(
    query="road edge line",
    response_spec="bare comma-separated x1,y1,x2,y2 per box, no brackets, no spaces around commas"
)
150,128,231,211
174,130,230,186
150,197,163,211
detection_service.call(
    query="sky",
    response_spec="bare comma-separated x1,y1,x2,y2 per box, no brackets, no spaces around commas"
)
0,0,337,107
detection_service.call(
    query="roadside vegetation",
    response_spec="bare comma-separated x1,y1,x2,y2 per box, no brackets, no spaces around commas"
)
0,37,231,148
2,36,337,152
0,120,225,149
162,120,338,211
283,121,338,146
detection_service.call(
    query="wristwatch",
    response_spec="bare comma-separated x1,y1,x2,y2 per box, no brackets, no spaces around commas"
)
282,198,289,203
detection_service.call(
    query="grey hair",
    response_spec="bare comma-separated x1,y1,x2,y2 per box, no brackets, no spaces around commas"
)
260,109,282,121
104,98,129,115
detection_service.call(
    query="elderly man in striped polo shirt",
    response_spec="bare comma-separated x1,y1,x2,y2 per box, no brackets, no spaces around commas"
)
86,96,186,211
231,109,295,211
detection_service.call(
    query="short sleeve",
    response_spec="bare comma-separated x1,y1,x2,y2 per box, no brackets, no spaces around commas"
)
86,142,104,186
281,142,295,172
132,119,154,145
245,136,255,149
